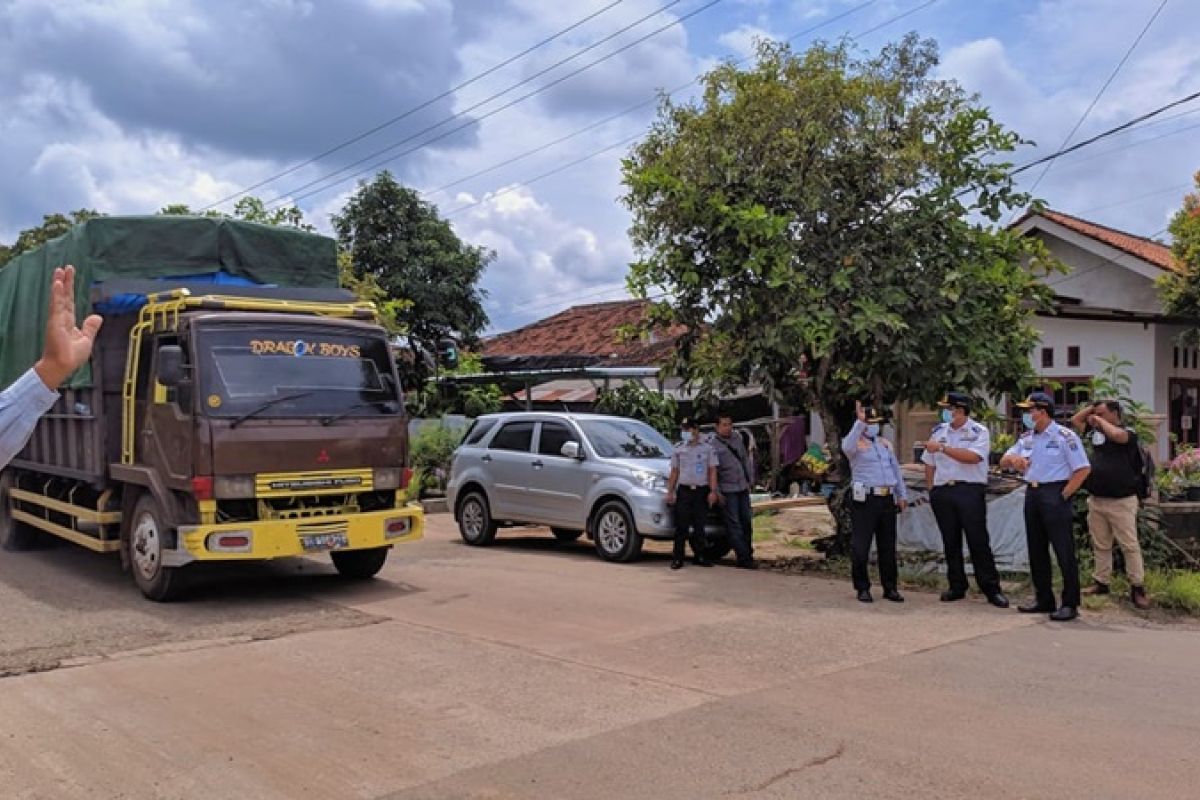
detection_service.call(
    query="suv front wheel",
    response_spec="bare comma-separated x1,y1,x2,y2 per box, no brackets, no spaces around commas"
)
591,500,643,563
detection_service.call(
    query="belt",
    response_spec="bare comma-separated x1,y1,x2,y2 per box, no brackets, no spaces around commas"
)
938,481,985,487
868,486,893,496
678,484,708,490
1027,480,1068,489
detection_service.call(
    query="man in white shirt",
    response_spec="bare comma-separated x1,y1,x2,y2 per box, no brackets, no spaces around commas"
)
923,392,1009,608
0,266,103,470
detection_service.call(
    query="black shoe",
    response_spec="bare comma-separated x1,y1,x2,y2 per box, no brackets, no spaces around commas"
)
735,560,759,570
857,590,873,603
940,590,966,602
1049,606,1078,622
693,557,713,567
1082,581,1111,596
986,592,1011,609
883,589,905,603
1018,601,1055,614
670,559,684,570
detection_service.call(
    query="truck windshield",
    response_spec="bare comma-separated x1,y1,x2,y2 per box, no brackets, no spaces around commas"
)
195,325,399,419
578,419,672,459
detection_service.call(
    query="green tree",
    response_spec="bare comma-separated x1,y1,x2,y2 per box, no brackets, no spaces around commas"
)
1158,171,1200,343
594,381,678,437
333,171,492,387
621,36,1056,549
157,197,311,230
1,209,105,267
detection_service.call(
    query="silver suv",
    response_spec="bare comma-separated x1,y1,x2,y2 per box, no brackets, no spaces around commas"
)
447,412,728,562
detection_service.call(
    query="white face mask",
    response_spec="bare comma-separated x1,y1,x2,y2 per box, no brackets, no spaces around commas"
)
865,423,880,439
1092,430,1106,446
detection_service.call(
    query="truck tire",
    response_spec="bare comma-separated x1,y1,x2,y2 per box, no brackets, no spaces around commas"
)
331,547,389,579
0,471,38,551
129,495,187,602
551,527,583,542
591,500,643,563
456,490,497,546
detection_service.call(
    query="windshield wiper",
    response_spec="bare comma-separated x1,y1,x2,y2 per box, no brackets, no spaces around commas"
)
229,390,319,428
319,393,398,426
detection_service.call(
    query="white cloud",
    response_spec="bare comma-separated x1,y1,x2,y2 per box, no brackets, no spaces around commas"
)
716,24,777,61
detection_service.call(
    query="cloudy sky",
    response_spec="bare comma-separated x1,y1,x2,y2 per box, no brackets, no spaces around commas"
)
2,0,1197,333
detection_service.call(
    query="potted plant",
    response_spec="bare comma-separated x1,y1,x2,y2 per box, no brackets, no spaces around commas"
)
1155,469,1186,502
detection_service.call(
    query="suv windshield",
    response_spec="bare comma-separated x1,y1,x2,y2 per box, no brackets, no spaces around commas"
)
578,419,672,459
195,324,399,418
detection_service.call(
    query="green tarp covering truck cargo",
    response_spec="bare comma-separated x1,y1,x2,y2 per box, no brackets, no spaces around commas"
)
0,216,423,600
0,215,339,389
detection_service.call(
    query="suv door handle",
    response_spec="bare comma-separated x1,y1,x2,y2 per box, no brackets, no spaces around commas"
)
531,460,544,468
481,454,492,463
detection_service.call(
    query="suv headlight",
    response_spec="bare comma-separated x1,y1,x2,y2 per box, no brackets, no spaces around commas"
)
632,470,667,493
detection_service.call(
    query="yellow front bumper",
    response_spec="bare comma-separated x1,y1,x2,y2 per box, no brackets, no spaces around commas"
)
175,504,424,563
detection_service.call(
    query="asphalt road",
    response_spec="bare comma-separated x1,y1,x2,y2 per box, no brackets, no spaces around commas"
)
1,515,1197,799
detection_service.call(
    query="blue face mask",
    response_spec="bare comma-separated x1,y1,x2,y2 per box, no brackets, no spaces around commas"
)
1021,412,1035,430
865,423,880,439
681,429,691,442
940,409,953,424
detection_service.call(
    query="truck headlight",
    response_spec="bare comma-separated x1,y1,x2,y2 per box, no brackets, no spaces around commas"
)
632,470,667,493
214,475,255,498
373,467,402,491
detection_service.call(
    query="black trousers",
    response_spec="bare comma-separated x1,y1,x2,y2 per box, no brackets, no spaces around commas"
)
850,494,898,592
673,486,707,560
1025,483,1081,608
930,483,1001,596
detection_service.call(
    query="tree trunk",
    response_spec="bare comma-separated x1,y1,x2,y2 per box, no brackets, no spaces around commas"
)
818,404,854,558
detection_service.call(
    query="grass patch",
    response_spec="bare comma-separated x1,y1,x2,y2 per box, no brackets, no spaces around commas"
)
752,512,776,542
1145,570,1200,613
786,537,815,550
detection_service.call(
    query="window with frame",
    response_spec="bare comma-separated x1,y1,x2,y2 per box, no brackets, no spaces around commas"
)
489,421,535,452
1041,347,1054,369
537,422,575,457
1067,346,1080,367
463,419,497,446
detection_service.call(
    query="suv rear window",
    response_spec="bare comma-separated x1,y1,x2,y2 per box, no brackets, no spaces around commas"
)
489,421,535,452
462,419,497,446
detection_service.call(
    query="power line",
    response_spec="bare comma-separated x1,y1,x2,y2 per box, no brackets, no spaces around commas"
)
1077,183,1191,215
1050,117,1200,175
264,0,717,209
1020,0,1169,200
201,0,628,211
420,0,883,202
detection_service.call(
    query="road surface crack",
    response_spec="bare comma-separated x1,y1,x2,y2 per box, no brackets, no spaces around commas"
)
734,742,846,795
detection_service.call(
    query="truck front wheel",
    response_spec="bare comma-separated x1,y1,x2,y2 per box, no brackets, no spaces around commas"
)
129,495,186,602
331,547,389,579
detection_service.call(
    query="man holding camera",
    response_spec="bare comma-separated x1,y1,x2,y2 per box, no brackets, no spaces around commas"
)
1071,400,1151,610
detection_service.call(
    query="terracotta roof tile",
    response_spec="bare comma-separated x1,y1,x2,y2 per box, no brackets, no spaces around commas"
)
484,299,684,366
1032,209,1179,272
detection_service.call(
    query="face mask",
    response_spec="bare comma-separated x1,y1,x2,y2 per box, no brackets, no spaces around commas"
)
1021,412,1035,430
681,429,691,442
940,409,953,424
1092,430,1106,446
865,423,880,438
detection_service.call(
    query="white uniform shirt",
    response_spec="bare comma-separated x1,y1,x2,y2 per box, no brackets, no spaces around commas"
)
1003,421,1090,483
921,419,990,485
0,369,59,470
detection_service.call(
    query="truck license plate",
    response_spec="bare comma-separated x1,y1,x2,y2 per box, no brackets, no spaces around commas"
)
301,533,349,552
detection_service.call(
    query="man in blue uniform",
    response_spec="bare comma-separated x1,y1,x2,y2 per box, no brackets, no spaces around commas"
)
1001,392,1091,621
666,418,719,570
922,392,1009,608
842,403,908,603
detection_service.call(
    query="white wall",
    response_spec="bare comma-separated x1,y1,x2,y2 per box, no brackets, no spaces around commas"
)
1031,316,1157,406
1038,235,1162,314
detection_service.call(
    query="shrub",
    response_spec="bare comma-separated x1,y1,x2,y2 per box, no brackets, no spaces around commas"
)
1144,570,1200,613
409,424,462,495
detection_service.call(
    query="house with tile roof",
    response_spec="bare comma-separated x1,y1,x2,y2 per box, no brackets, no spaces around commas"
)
894,209,1188,462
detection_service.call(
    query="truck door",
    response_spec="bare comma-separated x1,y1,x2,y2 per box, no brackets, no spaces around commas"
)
142,335,193,484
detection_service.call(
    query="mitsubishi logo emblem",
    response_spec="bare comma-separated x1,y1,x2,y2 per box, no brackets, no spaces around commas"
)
316,448,331,464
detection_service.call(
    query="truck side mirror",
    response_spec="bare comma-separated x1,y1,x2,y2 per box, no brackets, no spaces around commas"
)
560,441,583,460
157,345,185,387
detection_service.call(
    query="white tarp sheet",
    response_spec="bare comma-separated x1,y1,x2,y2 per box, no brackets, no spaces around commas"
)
897,487,1030,572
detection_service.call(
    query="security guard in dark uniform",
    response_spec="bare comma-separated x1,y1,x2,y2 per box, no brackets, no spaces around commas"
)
842,403,908,603
922,392,1009,608
666,418,719,570
1001,392,1091,621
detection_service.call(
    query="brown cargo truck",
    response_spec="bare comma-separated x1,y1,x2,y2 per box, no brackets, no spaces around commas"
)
0,218,423,600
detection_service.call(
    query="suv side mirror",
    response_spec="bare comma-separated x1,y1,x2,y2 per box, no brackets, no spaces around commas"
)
157,345,185,387
560,441,584,460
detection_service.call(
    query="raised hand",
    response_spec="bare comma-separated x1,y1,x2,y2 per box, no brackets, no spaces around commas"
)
34,266,103,391
855,400,866,423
